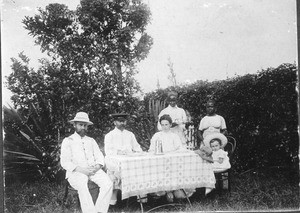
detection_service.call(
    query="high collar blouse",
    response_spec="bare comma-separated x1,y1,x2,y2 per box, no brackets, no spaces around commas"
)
149,130,186,153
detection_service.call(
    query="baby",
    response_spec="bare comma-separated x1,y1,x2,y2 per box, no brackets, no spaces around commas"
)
210,138,231,172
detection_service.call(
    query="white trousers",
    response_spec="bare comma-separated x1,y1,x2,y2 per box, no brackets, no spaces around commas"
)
67,170,113,213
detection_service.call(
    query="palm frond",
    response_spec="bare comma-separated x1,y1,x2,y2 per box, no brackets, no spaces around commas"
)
4,150,40,159
5,151,41,163
28,102,44,135
3,104,23,123
19,131,43,154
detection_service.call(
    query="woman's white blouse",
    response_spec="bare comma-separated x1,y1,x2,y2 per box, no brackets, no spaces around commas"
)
149,131,185,153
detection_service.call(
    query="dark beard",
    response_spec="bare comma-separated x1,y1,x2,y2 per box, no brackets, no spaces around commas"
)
76,130,86,137
117,125,125,131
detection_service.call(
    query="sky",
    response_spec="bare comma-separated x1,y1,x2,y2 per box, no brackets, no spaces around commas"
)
1,0,297,106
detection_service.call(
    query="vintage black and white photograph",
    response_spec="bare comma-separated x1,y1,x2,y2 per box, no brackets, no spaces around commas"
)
2,0,299,212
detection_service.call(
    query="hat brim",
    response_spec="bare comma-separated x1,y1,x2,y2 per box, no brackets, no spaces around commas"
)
69,119,93,125
110,113,129,119
168,97,177,101
203,132,228,148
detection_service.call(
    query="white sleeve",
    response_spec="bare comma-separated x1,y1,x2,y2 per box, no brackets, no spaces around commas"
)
130,133,143,152
220,116,227,129
60,138,77,172
92,139,104,166
199,117,205,130
149,133,158,152
104,133,118,156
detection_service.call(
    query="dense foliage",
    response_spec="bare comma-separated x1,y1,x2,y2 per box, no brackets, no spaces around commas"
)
4,105,61,183
145,63,298,172
4,0,152,183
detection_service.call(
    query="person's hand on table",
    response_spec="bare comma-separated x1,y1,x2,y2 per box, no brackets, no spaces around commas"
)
177,148,191,153
117,150,131,155
127,151,147,156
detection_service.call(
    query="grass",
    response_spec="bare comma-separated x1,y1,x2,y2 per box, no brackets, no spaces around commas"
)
4,168,299,213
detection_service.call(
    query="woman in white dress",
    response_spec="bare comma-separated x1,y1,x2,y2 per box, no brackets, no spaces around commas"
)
149,114,194,202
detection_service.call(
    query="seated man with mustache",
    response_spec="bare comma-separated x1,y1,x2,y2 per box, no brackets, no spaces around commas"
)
104,113,145,205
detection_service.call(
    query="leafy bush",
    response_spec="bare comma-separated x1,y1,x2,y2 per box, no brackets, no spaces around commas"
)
4,105,62,184
4,0,153,184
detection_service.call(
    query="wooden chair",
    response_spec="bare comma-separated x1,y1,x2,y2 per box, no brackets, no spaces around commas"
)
185,125,198,150
62,179,99,209
214,135,236,194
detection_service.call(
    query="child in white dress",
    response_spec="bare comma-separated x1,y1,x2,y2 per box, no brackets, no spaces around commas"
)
210,138,231,172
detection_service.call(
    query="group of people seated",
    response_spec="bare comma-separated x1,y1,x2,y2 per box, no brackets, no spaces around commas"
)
60,91,231,213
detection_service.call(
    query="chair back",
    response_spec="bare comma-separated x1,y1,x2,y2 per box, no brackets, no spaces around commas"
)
223,136,236,158
185,125,197,150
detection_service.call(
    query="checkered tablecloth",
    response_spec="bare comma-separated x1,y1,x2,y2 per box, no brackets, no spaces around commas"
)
105,150,216,199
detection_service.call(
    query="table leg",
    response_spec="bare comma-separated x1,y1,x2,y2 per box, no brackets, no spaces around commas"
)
137,195,144,213
180,189,192,208
145,189,192,213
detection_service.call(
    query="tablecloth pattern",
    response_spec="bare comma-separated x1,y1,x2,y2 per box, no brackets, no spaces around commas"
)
105,151,216,199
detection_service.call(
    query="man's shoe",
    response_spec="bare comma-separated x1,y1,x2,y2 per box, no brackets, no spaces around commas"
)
110,199,117,205
141,197,148,203
137,196,148,203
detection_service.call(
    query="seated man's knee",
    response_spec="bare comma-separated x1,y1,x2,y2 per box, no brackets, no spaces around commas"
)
105,177,113,190
68,172,89,190
93,173,113,189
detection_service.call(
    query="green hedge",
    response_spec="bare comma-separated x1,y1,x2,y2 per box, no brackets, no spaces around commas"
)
144,63,298,172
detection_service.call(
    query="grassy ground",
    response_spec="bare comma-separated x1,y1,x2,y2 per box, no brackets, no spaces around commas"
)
4,168,299,213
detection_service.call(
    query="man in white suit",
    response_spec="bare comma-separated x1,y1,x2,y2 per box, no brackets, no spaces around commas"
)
60,112,113,213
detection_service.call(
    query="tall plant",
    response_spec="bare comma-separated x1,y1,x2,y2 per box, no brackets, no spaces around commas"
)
5,0,153,182
4,104,61,183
